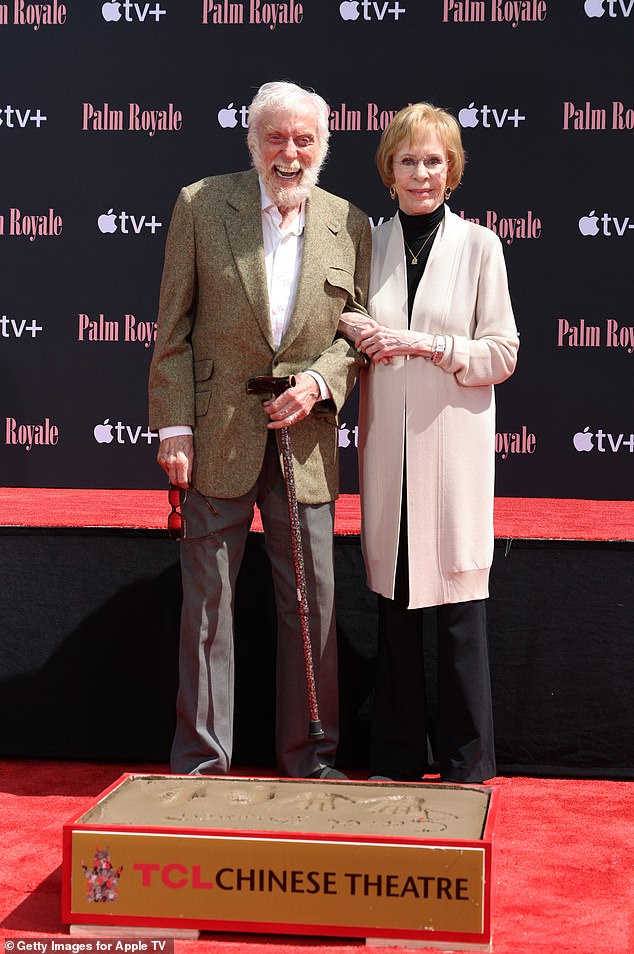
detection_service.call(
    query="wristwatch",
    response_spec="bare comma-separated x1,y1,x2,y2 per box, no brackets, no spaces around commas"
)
431,334,446,364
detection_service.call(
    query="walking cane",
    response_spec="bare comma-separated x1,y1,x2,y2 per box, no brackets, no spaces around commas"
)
246,374,325,743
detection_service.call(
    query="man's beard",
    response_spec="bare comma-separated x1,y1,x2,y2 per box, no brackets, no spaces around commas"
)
252,149,323,208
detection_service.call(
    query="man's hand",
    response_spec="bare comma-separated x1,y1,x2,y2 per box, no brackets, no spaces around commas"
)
157,434,194,487
264,372,321,429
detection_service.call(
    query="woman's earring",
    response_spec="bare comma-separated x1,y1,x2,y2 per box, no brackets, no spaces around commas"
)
389,185,397,200
444,187,452,200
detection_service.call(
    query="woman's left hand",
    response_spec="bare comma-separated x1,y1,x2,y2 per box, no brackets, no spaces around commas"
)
357,326,435,363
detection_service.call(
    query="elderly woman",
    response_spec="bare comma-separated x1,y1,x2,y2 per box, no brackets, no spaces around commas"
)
341,103,519,784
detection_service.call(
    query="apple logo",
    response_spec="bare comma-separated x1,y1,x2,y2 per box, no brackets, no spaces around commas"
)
458,103,479,128
339,0,360,19
338,424,351,448
584,0,605,16
578,211,599,236
217,104,238,129
94,419,114,444
97,209,118,234
102,1,122,22
573,427,594,452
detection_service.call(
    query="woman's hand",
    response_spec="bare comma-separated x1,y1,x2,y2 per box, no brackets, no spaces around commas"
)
357,327,435,363
338,313,380,348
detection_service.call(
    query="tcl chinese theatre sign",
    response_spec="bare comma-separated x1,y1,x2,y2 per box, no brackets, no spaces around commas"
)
63,775,498,950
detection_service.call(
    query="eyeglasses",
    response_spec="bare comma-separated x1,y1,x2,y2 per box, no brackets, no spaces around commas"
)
394,156,447,172
168,484,218,543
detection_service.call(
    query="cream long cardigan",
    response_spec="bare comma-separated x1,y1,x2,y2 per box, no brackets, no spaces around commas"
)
359,206,519,609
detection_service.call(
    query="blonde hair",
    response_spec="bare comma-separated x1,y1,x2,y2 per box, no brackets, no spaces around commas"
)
376,102,466,193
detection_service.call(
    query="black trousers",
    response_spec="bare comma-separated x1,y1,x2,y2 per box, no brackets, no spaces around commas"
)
369,491,496,783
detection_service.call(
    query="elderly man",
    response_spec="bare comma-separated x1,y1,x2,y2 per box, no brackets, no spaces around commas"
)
149,81,371,779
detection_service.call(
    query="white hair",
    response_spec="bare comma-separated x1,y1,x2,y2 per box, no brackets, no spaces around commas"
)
247,80,330,164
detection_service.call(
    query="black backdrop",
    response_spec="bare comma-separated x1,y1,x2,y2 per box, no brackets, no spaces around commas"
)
2,1,633,498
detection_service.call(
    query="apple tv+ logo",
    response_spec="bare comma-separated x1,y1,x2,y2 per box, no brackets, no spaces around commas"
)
573,427,634,453
458,102,526,129
101,1,167,23
97,209,163,235
217,103,249,129
339,1,406,21
578,211,634,237
584,0,634,17
94,420,157,445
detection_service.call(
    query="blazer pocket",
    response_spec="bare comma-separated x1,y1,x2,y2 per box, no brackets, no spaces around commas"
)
325,266,355,299
194,358,214,417
312,400,337,426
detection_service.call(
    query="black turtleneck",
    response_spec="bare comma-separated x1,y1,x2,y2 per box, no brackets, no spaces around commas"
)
398,204,445,322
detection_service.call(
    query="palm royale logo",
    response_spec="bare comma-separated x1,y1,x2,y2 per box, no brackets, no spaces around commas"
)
563,100,634,131
0,207,62,240
457,209,541,244
495,427,536,458
4,417,59,451
0,1,67,28
78,312,157,348
82,103,183,136
441,0,547,26
557,317,634,353
202,0,304,27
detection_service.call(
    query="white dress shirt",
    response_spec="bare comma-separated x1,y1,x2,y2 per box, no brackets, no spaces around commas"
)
261,183,304,348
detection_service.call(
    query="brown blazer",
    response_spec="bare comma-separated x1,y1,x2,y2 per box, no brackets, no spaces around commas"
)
149,169,371,503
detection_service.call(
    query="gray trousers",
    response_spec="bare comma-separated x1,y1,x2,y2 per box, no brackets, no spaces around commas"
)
170,434,339,778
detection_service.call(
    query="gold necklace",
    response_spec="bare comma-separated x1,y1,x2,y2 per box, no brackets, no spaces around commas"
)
403,221,441,266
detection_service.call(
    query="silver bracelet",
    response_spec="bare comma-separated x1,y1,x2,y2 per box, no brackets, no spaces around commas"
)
432,334,446,364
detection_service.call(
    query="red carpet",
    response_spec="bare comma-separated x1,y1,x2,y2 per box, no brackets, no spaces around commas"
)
1,496,632,949
1,489,633,540
0,760,631,953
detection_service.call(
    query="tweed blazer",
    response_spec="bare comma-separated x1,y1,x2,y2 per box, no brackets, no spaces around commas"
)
149,169,371,503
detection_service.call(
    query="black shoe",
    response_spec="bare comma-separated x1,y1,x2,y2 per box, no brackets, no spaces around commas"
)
368,774,393,781
442,778,486,785
306,767,348,780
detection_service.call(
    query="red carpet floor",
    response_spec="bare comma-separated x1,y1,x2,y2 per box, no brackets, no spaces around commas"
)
1,497,632,951
0,761,632,953
1,489,633,540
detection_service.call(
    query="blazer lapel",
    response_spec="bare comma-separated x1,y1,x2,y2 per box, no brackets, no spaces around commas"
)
224,170,275,350
278,191,338,354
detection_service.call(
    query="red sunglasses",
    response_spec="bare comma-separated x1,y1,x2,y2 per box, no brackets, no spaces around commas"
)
168,484,218,542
